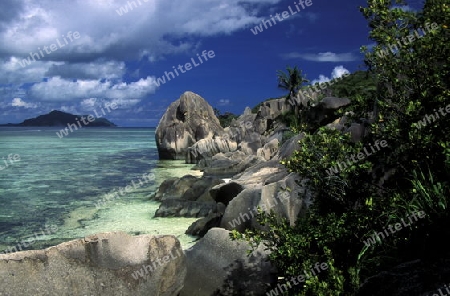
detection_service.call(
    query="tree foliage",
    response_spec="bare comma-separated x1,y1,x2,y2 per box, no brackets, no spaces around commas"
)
277,66,309,105
232,0,450,294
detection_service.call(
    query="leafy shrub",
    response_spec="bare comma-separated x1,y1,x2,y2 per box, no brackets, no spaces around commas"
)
232,1,450,295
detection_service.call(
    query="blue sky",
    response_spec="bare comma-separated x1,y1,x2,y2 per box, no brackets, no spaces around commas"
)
0,0,418,127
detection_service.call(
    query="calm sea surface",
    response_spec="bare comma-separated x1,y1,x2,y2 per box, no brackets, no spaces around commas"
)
0,127,200,252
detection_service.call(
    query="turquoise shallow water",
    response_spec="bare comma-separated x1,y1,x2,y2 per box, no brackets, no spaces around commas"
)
0,127,201,253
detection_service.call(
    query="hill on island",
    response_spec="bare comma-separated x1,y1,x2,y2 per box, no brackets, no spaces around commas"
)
0,110,117,127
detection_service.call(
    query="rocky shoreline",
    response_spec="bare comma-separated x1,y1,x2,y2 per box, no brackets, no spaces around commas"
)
0,90,357,295
150,90,357,295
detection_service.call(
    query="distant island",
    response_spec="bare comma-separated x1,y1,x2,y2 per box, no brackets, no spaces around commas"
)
0,110,117,127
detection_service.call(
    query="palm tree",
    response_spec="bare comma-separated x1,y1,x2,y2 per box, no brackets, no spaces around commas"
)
277,66,309,115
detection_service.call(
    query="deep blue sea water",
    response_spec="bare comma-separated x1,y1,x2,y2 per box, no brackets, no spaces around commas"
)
0,127,200,253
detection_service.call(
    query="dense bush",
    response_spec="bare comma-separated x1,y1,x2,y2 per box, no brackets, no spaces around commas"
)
232,0,450,295
214,108,239,128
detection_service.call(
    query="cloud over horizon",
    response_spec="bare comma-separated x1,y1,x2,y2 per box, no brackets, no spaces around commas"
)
282,51,359,62
0,0,286,125
0,0,374,126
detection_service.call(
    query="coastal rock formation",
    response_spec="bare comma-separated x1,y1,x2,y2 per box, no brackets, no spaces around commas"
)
320,96,351,110
258,98,293,120
155,91,223,160
203,150,264,177
185,212,222,237
256,138,279,161
274,133,304,160
220,188,262,232
186,136,238,163
231,159,289,189
155,199,217,217
180,228,275,296
210,181,244,205
153,175,224,218
307,96,352,125
151,92,354,294
221,173,309,232
0,232,185,296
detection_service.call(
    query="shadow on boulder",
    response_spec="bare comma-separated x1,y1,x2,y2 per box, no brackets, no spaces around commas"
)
210,182,244,206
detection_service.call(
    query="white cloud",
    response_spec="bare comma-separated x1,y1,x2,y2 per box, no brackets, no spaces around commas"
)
59,105,80,114
0,0,282,62
28,76,158,102
0,0,288,125
282,52,359,62
311,65,350,85
312,74,331,85
331,65,350,79
0,57,55,84
11,97,38,108
45,60,126,80
80,98,97,109
218,99,231,106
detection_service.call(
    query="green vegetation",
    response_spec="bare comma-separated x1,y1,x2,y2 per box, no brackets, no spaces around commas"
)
277,66,309,116
214,108,239,128
326,70,377,100
232,0,450,294
276,66,309,101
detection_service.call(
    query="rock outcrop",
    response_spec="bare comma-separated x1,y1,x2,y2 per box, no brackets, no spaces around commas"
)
220,173,309,232
0,232,185,296
202,151,264,177
186,136,238,163
185,212,222,237
150,92,356,295
307,96,352,125
180,228,276,296
153,175,224,218
155,91,223,160
258,98,293,120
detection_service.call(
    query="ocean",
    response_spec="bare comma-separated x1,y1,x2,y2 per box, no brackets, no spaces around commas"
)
0,127,201,254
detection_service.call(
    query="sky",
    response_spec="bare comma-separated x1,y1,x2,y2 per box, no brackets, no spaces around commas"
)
0,0,419,127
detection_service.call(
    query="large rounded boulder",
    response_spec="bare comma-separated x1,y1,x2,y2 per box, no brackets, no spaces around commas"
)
155,91,224,160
